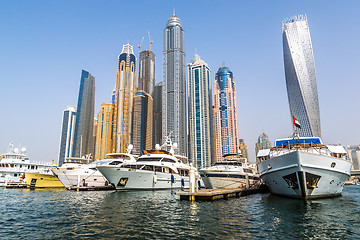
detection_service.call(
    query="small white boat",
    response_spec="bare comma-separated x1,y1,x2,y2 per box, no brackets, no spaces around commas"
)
199,152,259,189
256,136,352,199
52,149,137,189
0,143,52,187
97,137,194,191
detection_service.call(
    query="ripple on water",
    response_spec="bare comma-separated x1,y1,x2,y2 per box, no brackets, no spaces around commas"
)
0,186,360,239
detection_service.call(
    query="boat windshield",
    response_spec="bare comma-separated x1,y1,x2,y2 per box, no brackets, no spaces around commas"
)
137,158,177,163
214,161,242,166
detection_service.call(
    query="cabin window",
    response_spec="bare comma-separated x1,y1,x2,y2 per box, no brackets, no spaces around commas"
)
14,174,17,177
154,166,162,172
10,164,14,168
19,165,22,168
169,168,173,174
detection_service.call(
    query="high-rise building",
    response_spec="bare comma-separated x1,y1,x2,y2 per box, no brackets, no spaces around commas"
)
153,82,163,146
283,15,321,137
188,54,212,169
58,106,76,166
213,66,240,162
162,13,187,156
138,50,155,95
239,139,249,160
255,132,272,156
347,145,360,171
113,44,137,153
95,103,115,160
132,91,153,154
72,70,95,158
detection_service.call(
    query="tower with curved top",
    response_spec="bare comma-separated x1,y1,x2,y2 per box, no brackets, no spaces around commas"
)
162,13,187,156
283,15,321,137
113,44,137,153
213,66,240,162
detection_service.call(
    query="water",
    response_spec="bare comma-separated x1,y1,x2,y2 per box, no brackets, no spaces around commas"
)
1,186,360,239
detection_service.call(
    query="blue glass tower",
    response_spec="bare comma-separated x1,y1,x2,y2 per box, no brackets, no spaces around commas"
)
72,70,95,158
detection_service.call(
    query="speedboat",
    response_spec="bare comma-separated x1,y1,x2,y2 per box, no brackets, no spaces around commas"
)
0,143,52,187
97,137,193,191
256,136,352,199
199,152,259,189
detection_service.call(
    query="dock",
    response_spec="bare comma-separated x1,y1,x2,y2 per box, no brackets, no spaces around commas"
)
68,186,115,191
176,184,268,201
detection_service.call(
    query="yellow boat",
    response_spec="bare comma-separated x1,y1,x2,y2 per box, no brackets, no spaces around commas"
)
25,172,65,188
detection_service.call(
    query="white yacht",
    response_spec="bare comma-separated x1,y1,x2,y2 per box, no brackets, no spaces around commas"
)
52,148,137,189
0,143,52,187
199,152,259,189
256,136,352,199
97,138,193,191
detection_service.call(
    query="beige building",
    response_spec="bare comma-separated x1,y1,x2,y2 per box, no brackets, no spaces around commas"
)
95,103,115,160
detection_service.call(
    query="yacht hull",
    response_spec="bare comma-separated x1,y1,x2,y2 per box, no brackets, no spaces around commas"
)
25,172,65,188
52,168,110,189
97,166,190,191
257,151,351,199
199,171,259,189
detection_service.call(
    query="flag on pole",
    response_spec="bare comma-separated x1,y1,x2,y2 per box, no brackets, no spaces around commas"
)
293,116,301,128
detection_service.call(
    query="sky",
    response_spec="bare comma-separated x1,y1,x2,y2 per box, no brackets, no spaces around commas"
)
0,0,359,163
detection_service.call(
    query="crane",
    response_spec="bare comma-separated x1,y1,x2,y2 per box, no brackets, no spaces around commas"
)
148,31,154,51
138,37,144,53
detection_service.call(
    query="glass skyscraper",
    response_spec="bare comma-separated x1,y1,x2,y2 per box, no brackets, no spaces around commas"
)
153,81,163,146
188,54,212,169
162,13,187,156
255,132,272,156
213,66,240,162
283,15,321,137
58,106,76,166
72,70,95,158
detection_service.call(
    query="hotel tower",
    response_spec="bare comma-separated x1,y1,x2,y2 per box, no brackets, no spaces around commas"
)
72,70,95,158
113,44,137,153
162,13,187,156
188,54,213,168
283,15,321,137
213,66,240,162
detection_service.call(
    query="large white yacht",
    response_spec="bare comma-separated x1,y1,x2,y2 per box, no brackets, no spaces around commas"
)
256,136,352,199
199,152,259,189
97,138,193,191
0,143,52,187
52,148,137,189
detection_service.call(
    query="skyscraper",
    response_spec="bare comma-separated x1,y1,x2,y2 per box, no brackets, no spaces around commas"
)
255,132,272,156
283,15,321,137
58,106,76,166
213,66,240,162
188,54,212,169
132,91,153,154
72,70,95,158
162,13,187,156
239,139,249,160
113,44,137,153
95,103,115,160
138,50,155,95
153,81,163,146
347,145,360,171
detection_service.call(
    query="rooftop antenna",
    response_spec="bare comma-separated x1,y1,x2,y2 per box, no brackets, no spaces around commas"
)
148,31,153,51
195,48,197,55
138,36,144,53
173,9,175,16
222,61,226,67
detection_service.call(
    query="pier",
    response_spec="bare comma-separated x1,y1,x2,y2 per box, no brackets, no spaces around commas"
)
176,184,268,201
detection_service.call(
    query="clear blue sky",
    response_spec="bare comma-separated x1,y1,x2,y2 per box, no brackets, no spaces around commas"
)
0,1,359,163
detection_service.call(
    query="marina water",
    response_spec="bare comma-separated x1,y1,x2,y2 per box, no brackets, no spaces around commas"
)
1,186,359,239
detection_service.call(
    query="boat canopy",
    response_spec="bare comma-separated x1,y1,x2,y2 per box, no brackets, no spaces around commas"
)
257,149,270,157
141,149,172,156
327,145,347,154
275,137,322,147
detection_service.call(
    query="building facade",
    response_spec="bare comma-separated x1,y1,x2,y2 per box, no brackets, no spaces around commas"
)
138,50,155,95
347,145,360,171
153,82,163,146
239,139,248,160
72,70,95,158
132,91,153,154
162,13,187,156
213,66,240,162
188,54,212,169
113,44,137,153
255,132,272,156
95,103,115,160
283,15,321,137
58,106,76,166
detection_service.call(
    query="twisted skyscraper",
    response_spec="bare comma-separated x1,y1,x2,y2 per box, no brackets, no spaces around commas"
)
283,15,321,137
162,13,187,156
